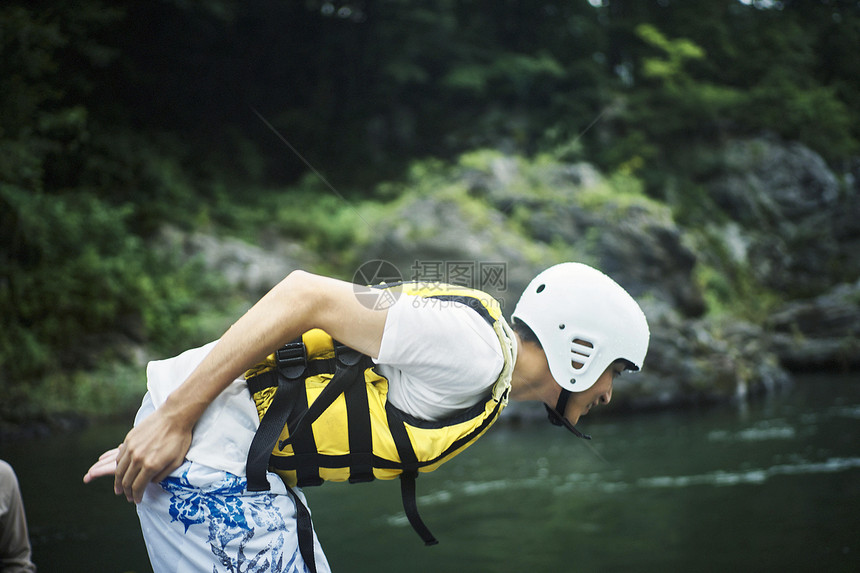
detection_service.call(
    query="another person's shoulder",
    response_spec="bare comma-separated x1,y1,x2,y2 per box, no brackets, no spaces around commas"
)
0,458,15,478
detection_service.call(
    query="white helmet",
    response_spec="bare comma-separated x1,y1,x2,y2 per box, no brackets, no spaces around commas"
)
512,262,649,393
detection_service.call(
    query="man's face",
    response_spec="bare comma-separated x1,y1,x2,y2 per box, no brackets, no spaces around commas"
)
562,361,624,425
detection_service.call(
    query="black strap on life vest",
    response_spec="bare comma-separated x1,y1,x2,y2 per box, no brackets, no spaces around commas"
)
343,366,374,484
385,405,439,546
428,294,495,327
246,341,308,492
246,341,371,572
290,370,323,488
246,341,369,491
285,485,317,573
279,342,374,486
276,344,364,452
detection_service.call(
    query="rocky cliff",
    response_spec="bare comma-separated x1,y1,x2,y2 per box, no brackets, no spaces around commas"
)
178,137,859,418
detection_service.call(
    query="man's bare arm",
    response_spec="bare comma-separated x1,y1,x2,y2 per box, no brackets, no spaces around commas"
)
99,270,389,503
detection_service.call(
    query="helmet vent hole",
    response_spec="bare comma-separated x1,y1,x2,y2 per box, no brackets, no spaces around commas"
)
536,284,546,293
570,338,594,372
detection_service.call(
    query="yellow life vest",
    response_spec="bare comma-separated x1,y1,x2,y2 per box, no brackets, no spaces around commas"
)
243,282,515,546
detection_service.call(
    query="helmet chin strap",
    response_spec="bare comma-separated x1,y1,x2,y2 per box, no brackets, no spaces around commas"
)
545,389,592,440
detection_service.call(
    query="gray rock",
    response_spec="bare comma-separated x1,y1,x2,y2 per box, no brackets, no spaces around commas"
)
711,138,839,224
412,154,705,315
767,280,860,370
156,226,310,298
357,191,558,313
595,205,704,316
606,301,790,412
357,152,786,412
706,137,857,295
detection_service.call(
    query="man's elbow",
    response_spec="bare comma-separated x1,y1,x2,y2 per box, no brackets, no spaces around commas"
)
281,269,311,288
272,270,329,326
275,270,319,302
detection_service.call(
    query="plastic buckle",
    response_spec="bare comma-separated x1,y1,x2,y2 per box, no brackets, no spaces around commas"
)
333,341,363,367
276,341,308,379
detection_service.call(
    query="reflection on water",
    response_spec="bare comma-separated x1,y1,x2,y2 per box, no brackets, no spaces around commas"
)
1,374,857,573
0,419,149,572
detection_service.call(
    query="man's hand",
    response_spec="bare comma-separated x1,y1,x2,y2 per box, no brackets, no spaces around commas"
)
82,407,192,504
112,407,193,503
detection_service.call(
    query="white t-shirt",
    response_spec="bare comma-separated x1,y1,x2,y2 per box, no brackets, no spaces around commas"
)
142,293,507,476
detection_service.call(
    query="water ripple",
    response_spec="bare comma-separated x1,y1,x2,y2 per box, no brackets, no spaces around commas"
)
708,421,797,442
383,457,860,527
635,457,860,489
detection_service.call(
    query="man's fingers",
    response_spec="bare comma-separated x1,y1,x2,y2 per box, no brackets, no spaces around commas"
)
98,447,121,461
85,458,116,480
121,465,141,503
152,459,183,485
120,449,173,504
132,470,153,505
114,444,132,498
82,450,119,483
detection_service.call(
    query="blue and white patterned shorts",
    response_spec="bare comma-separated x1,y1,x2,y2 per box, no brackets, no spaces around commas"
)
136,461,330,573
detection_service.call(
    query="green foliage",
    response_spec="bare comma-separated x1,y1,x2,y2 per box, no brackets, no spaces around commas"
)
3,0,860,423
189,174,370,268
693,239,781,323
442,51,565,96
0,0,237,414
0,186,231,385
637,23,706,87
17,362,145,420
742,81,856,161
0,2,121,188
79,130,211,233
595,4,859,188
1,187,138,372
273,192,368,263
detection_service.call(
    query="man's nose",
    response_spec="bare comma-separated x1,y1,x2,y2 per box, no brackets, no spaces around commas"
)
600,388,613,405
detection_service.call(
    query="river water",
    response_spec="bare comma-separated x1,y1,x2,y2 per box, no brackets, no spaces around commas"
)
1,373,857,572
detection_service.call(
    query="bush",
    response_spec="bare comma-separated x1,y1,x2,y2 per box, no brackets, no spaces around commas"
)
0,185,231,404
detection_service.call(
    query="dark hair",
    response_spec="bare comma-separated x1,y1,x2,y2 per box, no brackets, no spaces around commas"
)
511,317,542,348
